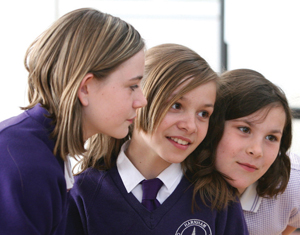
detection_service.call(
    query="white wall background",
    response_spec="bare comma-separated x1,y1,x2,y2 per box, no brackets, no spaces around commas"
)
225,0,300,155
0,0,299,155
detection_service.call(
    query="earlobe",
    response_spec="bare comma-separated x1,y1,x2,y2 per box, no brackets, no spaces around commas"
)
77,73,94,106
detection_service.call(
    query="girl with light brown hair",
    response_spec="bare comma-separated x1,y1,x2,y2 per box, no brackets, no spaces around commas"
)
0,8,146,234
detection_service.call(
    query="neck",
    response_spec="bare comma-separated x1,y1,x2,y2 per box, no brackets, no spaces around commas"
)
238,187,246,195
125,129,171,179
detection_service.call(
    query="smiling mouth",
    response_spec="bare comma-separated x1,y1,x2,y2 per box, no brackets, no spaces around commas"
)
238,162,258,171
168,137,190,146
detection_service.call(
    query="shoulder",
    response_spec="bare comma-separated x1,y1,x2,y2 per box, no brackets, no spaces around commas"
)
75,167,107,184
0,107,53,151
0,111,30,138
0,125,60,178
283,152,300,199
282,166,300,201
71,168,108,196
257,165,300,212
0,136,64,193
0,109,64,190
0,106,30,128
290,152,300,170
214,198,249,234
0,107,57,164
226,197,245,214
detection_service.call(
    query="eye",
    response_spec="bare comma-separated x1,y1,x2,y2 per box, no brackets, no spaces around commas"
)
266,135,278,142
238,126,250,134
130,85,139,91
197,111,209,118
171,103,181,110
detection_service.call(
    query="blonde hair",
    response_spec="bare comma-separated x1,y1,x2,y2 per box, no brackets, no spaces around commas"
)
24,8,144,161
136,43,219,133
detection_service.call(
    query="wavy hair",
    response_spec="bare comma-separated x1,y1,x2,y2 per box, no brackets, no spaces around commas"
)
199,69,292,200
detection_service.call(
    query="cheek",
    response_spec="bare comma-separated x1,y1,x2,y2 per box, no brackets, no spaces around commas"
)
263,152,279,170
215,157,227,174
196,123,209,144
215,139,231,170
158,115,173,130
215,150,224,171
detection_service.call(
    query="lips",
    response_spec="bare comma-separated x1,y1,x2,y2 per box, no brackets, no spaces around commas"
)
127,116,136,123
237,162,258,172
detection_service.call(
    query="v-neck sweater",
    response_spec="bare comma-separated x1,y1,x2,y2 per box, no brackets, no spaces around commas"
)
66,166,249,235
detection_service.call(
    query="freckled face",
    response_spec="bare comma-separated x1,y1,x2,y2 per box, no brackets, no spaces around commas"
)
140,80,216,166
81,50,147,140
215,106,286,194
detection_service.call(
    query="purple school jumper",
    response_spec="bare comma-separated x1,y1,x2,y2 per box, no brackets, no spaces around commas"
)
0,105,68,235
66,167,249,235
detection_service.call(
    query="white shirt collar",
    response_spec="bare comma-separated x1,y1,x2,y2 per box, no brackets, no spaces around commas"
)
240,181,262,213
117,140,183,193
117,140,145,193
64,155,74,190
240,152,300,213
157,161,183,190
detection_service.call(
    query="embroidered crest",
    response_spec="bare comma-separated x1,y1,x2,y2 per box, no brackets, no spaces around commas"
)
175,219,212,235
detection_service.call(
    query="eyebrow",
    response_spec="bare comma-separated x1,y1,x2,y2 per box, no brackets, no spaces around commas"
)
231,119,283,134
204,104,215,108
270,130,283,134
170,95,214,108
130,75,143,81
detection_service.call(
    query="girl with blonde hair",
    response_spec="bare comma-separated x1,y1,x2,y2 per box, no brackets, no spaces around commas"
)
66,44,248,235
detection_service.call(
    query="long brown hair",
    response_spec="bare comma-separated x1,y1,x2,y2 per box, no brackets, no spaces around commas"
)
220,69,292,197
199,69,292,201
23,8,144,161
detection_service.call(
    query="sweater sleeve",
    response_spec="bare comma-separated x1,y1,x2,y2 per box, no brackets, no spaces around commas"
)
216,199,249,235
0,134,66,235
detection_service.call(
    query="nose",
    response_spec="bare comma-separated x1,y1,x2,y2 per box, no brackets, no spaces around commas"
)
246,138,263,158
177,112,197,134
132,89,147,109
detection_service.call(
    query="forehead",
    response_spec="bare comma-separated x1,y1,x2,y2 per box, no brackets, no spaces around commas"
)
171,76,194,94
235,105,286,126
171,76,214,97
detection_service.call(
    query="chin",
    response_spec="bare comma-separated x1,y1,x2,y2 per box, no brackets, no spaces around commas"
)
168,157,187,164
112,129,130,139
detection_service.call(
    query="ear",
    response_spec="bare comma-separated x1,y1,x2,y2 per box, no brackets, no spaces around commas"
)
77,73,95,106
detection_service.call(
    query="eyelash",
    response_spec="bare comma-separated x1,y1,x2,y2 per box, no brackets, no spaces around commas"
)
198,111,209,118
238,126,250,134
171,103,210,118
171,103,181,110
130,85,139,91
266,135,278,142
238,126,278,142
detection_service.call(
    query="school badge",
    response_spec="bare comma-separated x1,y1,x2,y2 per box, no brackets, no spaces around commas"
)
175,219,212,235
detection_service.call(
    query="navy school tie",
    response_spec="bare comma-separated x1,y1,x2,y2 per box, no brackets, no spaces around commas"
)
141,178,163,211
